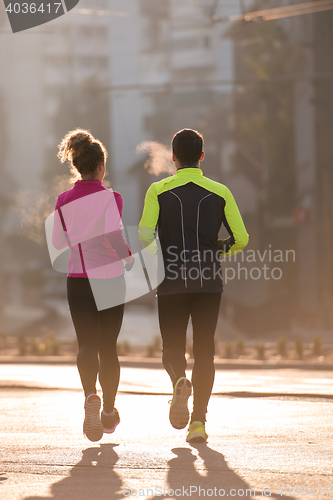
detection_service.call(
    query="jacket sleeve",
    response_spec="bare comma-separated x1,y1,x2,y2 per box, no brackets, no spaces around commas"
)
219,187,249,257
107,230,133,262
138,183,160,253
52,198,69,251
104,193,133,263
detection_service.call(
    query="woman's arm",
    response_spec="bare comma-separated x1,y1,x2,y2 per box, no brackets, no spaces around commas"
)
104,192,133,263
52,198,69,251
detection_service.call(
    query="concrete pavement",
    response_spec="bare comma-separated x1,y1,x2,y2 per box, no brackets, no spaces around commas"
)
0,365,333,500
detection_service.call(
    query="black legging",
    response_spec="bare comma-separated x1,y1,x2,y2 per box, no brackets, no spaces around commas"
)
67,276,125,413
158,293,222,424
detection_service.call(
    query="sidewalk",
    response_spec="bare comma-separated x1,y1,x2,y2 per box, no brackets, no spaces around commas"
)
1,362,333,398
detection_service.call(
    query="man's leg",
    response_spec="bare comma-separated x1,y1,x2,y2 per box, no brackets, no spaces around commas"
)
158,293,191,385
158,293,193,429
190,293,222,424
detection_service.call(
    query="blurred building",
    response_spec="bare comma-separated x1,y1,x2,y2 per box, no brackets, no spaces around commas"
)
0,0,331,340
0,0,111,187
109,0,237,225
224,0,333,334
312,8,333,330
0,0,112,332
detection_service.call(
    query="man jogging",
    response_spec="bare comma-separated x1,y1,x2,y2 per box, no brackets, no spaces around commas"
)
139,129,249,443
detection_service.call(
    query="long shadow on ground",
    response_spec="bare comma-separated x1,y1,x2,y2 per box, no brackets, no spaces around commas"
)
25,443,123,500
149,445,295,500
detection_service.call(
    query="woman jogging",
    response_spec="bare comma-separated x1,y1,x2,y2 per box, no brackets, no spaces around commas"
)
51,128,133,442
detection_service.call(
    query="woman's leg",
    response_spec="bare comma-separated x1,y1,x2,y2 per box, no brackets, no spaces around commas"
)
97,275,126,413
97,303,124,412
67,277,99,397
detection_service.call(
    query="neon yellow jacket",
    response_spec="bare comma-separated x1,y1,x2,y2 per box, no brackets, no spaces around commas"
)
139,168,249,294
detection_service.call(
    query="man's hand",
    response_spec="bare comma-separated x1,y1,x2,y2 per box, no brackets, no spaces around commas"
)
218,236,235,255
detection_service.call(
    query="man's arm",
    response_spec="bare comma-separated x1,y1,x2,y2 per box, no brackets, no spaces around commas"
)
219,187,249,257
139,183,160,253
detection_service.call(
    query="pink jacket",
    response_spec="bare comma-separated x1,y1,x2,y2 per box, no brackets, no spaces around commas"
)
52,180,133,279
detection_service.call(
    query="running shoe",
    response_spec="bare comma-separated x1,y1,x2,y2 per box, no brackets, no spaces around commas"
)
101,408,120,434
169,377,192,429
83,394,104,442
186,421,208,443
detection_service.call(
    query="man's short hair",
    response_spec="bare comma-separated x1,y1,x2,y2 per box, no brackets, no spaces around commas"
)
172,129,204,167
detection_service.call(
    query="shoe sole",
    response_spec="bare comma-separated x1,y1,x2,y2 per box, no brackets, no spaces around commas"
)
103,419,120,434
169,378,192,430
83,398,104,442
186,432,207,443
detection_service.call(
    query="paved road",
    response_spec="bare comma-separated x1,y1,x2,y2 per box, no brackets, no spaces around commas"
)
0,366,332,500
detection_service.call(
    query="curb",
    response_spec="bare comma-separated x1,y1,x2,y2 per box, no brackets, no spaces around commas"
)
0,356,333,370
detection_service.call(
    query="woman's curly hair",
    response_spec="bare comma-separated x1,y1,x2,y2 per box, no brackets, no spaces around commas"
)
58,128,108,181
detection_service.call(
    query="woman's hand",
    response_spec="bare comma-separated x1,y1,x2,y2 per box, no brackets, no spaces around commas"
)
124,255,135,272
